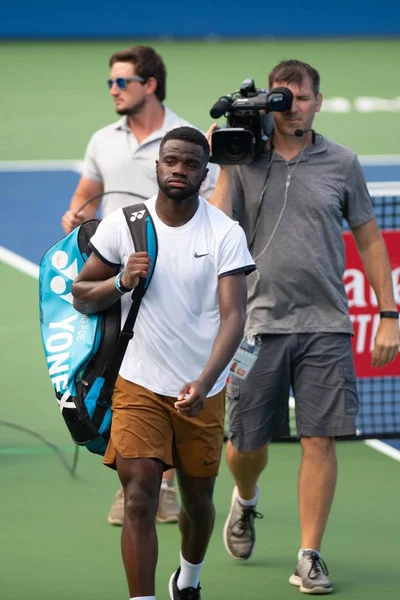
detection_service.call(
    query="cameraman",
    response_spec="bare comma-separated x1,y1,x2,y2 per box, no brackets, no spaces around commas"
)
209,59,399,594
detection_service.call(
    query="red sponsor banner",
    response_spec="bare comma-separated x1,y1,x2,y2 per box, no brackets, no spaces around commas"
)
343,231,400,377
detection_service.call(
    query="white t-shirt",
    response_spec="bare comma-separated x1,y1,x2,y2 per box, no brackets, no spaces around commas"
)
89,196,255,397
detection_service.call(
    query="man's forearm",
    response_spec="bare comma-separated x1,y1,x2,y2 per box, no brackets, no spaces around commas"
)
72,277,123,314
208,167,233,217
198,312,245,392
69,193,99,219
359,240,397,310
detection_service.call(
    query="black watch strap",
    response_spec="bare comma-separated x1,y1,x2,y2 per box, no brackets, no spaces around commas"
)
380,311,399,319
115,271,134,294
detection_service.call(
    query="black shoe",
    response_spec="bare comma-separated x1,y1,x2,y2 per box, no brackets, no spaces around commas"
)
169,567,201,600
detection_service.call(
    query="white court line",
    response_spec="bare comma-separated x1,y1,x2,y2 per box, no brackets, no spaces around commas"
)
0,246,39,278
0,156,399,171
365,440,400,462
359,155,400,166
367,181,400,196
0,160,82,172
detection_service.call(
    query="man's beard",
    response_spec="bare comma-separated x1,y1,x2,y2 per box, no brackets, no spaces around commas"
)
157,173,200,203
115,97,146,116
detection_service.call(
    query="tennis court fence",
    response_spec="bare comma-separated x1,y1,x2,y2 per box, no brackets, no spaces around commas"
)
350,184,400,440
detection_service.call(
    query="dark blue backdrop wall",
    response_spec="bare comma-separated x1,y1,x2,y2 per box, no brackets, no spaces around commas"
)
1,1,399,38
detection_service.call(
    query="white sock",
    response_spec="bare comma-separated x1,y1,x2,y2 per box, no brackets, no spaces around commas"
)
177,552,204,590
160,479,169,490
298,548,320,561
130,597,156,600
236,485,259,507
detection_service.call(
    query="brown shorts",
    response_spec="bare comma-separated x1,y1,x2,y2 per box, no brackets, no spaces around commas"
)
103,375,226,477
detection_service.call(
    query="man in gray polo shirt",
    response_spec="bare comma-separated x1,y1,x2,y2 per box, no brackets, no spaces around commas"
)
62,45,218,528
210,59,399,594
62,45,217,229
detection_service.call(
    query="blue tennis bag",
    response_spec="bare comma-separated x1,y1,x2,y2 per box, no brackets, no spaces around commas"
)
39,203,157,456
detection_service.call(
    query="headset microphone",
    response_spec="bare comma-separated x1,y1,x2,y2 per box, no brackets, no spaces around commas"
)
294,128,313,137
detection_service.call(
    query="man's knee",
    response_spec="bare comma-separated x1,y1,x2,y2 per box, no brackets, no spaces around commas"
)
117,456,163,522
124,485,158,522
182,492,215,523
227,440,268,464
300,436,336,458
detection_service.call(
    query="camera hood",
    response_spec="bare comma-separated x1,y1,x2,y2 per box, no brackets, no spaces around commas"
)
210,128,255,165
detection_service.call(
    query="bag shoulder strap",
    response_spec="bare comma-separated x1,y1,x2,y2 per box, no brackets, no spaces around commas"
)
121,203,158,331
101,203,157,388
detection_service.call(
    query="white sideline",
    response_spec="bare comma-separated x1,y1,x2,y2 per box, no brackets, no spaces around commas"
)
359,155,400,165
367,181,400,196
0,160,82,172
0,246,39,278
364,439,400,462
0,160,399,196
0,155,399,172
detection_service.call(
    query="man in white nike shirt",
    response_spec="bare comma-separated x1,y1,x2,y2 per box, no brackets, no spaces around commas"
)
71,126,255,600
62,46,219,525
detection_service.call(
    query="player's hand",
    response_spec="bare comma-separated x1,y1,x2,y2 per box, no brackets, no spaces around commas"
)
371,318,400,367
61,209,86,234
175,380,209,417
121,252,151,290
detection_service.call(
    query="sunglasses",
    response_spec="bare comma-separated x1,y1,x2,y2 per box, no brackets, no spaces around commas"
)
107,76,145,90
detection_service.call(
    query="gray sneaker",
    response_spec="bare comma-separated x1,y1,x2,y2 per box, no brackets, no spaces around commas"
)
289,551,333,594
223,487,263,559
107,487,124,526
156,487,180,523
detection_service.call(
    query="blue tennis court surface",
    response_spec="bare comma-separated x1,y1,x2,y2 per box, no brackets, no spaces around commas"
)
1,159,399,264
1,167,80,264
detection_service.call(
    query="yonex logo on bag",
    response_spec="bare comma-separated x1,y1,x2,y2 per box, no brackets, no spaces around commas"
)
45,249,80,412
49,250,79,305
56,390,77,412
45,314,78,411
130,209,145,222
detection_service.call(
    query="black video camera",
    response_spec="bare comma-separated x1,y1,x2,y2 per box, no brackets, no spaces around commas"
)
209,79,293,165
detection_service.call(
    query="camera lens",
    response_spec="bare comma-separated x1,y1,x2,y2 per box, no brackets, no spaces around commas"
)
225,134,247,161
210,128,254,165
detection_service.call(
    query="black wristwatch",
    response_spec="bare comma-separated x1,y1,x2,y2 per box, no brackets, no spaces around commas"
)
379,311,399,319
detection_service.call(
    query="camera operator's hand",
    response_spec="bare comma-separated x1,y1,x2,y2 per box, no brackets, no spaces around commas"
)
205,123,219,157
121,252,151,290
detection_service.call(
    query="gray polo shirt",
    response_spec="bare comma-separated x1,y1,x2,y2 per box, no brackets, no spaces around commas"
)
228,133,375,336
82,106,219,217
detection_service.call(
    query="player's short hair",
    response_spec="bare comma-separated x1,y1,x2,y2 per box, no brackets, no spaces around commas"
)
268,60,320,96
160,127,210,162
109,45,166,102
